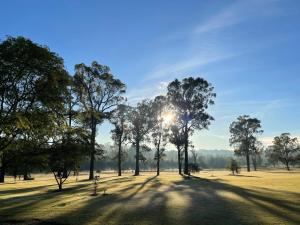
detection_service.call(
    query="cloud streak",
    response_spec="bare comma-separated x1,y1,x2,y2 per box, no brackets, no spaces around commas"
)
195,0,281,34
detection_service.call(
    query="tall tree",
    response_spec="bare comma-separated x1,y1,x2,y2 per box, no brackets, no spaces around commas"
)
169,125,185,174
127,100,155,176
229,115,263,172
110,104,129,176
267,133,300,171
0,36,68,182
167,77,216,175
74,61,125,180
151,96,170,176
250,140,264,171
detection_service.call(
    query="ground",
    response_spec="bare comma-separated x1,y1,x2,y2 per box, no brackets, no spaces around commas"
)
0,170,299,225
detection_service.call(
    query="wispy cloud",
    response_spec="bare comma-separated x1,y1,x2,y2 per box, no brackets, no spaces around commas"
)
195,0,281,34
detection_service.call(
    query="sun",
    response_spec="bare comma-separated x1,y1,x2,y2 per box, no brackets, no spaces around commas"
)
162,111,175,125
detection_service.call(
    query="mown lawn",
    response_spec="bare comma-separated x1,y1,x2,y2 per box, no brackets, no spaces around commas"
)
0,170,299,225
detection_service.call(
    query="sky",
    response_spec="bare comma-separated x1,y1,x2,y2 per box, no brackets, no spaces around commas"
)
1,0,299,150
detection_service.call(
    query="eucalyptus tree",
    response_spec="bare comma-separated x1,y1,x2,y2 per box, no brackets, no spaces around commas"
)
169,125,185,174
229,115,263,172
110,104,130,176
127,100,155,176
151,95,170,176
250,140,264,171
167,77,216,175
0,36,69,182
74,61,125,179
267,133,300,171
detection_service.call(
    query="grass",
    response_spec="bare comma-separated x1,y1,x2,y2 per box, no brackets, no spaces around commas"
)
0,170,300,225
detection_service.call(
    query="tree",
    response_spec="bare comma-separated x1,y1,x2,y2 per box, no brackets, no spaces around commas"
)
267,133,300,171
74,62,125,180
228,158,240,175
229,115,263,172
127,100,155,176
0,36,68,183
250,140,264,171
48,129,89,190
167,77,216,175
110,104,129,176
169,125,185,174
151,96,170,176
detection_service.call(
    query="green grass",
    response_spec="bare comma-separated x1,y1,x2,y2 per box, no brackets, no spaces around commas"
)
0,170,300,225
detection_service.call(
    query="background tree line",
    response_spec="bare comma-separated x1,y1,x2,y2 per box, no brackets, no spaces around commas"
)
1,36,299,190
0,36,217,189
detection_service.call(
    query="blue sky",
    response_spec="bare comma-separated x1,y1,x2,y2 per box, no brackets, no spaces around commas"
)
1,0,299,149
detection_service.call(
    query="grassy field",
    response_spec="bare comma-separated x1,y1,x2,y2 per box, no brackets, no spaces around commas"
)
0,170,300,225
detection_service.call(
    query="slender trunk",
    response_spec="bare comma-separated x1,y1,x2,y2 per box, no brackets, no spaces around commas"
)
177,145,182,174
58,180,62,191
0,165,5,183
246,149,250,172
286,161,290,171
118,140,122,176
23,170,29,180
252,155,257,171
89,118,96,180
135,139,140,176
157,157,160,176
184,124,189,175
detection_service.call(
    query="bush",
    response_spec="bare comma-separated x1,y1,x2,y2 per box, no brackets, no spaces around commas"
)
227,158,240,175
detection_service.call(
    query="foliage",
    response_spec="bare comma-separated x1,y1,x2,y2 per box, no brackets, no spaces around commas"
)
167,77,216,174
229,115,263,172
266,133,300,170
74,61,125,179
227,158,240,175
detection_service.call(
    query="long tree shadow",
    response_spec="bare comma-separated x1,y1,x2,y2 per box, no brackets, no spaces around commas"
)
1,174,300,225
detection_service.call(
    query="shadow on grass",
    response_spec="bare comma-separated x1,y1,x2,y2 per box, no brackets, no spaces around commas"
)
1,174,300,225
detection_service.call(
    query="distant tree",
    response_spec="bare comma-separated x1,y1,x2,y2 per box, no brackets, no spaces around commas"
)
190,146,198,164
169,125,185,174
228,158,240,175
167,77,216,175
250,140,264,171
74,62,125,180
265,146,278,167
0,36,68,183
229,115,263,172
127,100,155,176
267,133,300,171
151,96,170,176
110,104,129,176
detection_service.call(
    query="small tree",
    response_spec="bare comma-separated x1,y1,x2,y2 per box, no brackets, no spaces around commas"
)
229,115,263,172
169,125,185,174
127,100,155,176
151,96,170,176
250,140,264,171
228,158,240,175
110,104,129,176
267,133,300,171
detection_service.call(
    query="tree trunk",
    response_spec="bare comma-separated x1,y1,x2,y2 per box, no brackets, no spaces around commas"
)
177,146,182,174
252,155,257,171
23,169,30,180
183,124,189,175
58,181,62,191
286,161,290,171
89,121,96,180
135,139,140,176
0,165,5,183
246,150,250,172
157,156,160,176
118,140,122,176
